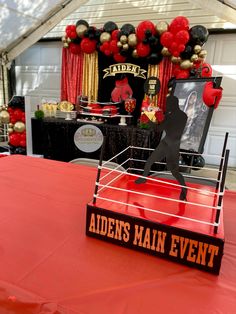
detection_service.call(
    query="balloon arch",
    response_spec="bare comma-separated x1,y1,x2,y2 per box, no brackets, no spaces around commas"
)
62,17,212,79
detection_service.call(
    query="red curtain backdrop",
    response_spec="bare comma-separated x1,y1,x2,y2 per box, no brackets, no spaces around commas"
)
61,48,172,109
158,57,173,111
61,48,84,104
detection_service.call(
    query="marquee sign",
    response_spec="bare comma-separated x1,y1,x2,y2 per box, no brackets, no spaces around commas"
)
86,205,224,274
103,63,147,79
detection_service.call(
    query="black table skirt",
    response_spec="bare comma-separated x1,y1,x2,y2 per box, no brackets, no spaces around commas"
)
32,118,162,169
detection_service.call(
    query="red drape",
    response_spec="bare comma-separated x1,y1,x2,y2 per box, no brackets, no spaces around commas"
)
61,48,84,104
158,57,173,112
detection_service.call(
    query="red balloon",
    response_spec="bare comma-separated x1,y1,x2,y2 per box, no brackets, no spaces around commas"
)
201,63,212,77
111,30,119,40
175,30,190,45
169,16,189,34
110,40,119,54
69,42,81,54
136,20,156,41
102,41,110,50
104,49,112,56
8,107,13,114
9,133,21,147
10,117,17,124
21,112,26,123
20,133,26,141
66,25,77,39
176,69,190,79
160,32,174,48
19,140,26,148
136,42,151,57
113,53,126,63
172,64,181,77
172,50,180,57
177,44,185,53
81,38,97,54
13,109,22,121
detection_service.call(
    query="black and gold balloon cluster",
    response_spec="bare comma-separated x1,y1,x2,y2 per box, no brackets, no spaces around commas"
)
62,17,210,77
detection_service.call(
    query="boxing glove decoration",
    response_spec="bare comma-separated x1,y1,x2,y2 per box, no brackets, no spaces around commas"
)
111,77,133,102
202,81,223,109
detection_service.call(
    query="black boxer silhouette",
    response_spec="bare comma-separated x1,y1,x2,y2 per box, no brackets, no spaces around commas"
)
135,95,188,201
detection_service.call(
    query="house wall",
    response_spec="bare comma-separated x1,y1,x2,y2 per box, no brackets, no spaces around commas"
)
15,33,236,167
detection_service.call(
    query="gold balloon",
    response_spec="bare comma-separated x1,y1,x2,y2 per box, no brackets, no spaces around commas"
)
199,49,207,58
161,47,171,56
117,41,123,48
128,34,137,47
76,24,88,38
13,121,25,133
120,35,128,44
123,43,129,50
8,127,14,134
0,110,10,123
171,56,181,64
67,37,72,43
198,56,206,62
9,123,13,128
194,45,202,54
61,36,67,42
63,42,69,48
100,32,111,43
180,60,193,69
190,54,199,62
156,21,169,35
132,49,139,58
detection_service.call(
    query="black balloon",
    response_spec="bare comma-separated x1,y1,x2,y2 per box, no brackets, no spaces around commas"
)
120,23,135,36
76,19,89,27
145,30,152,38
149,36,157,44
94,29,102,39
180,44,193,60
103,21,118,33
189,25,209,45
147,53,163,65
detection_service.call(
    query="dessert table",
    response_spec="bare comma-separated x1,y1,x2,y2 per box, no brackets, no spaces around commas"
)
31,118,162,162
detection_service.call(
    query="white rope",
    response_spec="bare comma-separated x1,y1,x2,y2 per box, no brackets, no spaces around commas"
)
94,195,219,227
96,183,222,210
98,166,221,196
130,145,225,159
130,158,221,172
98,171,126,194
102,146,130,164
129,167,219,183
99,158,130,181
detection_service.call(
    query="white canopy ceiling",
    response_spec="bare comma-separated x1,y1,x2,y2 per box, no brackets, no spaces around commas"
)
0,0,235,65
0,0,88,64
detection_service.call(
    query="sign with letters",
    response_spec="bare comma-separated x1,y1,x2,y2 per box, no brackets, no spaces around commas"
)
103,63,147,79
86,204,224,274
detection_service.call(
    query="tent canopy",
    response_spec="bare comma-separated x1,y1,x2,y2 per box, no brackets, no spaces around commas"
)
0,0,236,65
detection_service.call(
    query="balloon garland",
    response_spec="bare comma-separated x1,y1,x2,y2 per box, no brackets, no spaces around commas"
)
62,17,211,79
7,97,27,154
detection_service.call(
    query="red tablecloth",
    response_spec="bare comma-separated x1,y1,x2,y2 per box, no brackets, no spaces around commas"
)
0,155,235,314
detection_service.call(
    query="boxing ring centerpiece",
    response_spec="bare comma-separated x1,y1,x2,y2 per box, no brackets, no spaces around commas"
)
86,129,229,274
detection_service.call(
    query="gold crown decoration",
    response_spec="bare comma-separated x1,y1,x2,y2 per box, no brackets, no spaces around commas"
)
81,128,96,136
58,101,74,112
